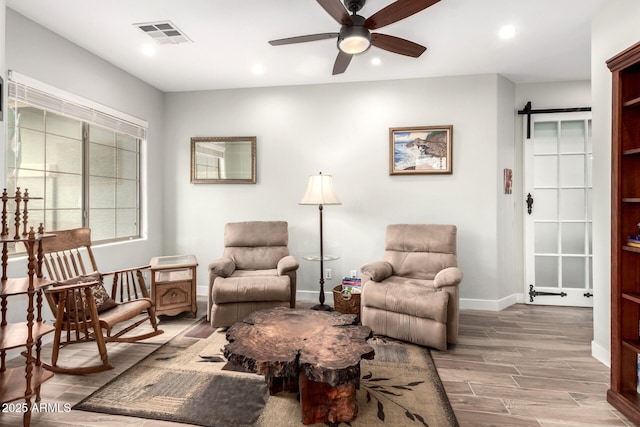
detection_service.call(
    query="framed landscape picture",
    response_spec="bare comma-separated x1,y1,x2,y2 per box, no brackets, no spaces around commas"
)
389,125,453,175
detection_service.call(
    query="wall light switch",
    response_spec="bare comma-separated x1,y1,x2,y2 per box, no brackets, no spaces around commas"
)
325,268,332,279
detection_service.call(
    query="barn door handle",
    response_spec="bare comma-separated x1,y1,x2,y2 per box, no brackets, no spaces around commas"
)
529,285,567,302
526,193,534,215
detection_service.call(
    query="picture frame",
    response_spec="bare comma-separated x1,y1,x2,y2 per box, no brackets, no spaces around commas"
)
190,136,256,184
503,168,513,194
389,125,453,175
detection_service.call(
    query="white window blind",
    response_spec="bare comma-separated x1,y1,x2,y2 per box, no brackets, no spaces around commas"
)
5,71,143,247
7,70,147,140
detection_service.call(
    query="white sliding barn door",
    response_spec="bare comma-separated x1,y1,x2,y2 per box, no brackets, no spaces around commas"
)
523,112,593,307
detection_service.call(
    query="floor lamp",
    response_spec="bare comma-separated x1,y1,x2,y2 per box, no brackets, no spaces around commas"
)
299,172,341,311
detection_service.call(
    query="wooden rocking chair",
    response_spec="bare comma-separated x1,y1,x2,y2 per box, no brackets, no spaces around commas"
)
41,228,163,374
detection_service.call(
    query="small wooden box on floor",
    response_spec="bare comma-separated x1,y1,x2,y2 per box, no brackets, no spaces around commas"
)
332,285,361,318
150,255,198,318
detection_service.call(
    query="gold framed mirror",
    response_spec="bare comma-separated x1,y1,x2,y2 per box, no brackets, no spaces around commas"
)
190,136,256,184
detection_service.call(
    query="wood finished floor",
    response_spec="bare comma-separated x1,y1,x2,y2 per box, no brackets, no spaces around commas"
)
431,304,630,426
0,300,630,426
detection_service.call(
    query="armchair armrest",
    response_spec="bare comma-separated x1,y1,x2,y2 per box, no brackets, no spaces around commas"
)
433,267,463,289
208,257,236,278
277,255,299,276
360,261,393,282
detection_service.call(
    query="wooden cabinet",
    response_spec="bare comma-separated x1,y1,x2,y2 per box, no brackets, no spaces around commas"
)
607,41,640,425
150,255,198,318
0,189,55,426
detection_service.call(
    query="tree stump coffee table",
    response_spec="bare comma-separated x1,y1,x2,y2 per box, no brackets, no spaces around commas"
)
223,307,375,425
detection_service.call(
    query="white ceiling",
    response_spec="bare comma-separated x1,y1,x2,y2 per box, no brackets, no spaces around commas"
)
6,0,607,93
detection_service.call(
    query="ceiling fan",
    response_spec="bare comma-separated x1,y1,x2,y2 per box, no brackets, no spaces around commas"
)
268,0,440,75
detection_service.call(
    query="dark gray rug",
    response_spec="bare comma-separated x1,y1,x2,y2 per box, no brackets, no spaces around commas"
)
75,321,458,426
75,322,267,427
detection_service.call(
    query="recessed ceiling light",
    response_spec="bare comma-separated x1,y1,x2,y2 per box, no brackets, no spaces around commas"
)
498,25,516,40
252,64,265,75
141,43,156,56
371,57,381,66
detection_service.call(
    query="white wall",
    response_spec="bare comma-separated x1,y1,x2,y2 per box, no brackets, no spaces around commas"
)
516,81,592,110
165,75,508,305
4,10,165,323
496,75,518,308
591,0,640,366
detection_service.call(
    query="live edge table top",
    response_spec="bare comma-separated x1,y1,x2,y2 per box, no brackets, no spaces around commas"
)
223,307,375,424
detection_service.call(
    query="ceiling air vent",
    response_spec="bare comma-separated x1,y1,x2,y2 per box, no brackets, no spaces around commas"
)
134,20,192,45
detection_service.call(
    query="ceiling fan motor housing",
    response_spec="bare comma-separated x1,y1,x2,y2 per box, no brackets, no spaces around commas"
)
269,0,435,74
344,0,366,13
338,14,371,54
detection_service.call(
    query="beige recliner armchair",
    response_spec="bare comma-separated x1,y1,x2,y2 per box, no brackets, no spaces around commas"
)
360,224,462,351
208,221,299,327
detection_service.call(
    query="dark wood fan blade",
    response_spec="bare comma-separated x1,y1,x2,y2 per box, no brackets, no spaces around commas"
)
365,0,440,30
317,0,353,25
332,51,353,75
371,33,426,57
269,33,339,46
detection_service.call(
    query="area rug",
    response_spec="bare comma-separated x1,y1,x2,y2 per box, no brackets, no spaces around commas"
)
75,319,458,427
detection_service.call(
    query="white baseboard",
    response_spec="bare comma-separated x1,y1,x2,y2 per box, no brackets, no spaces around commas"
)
459,293,524,311
202,288,543,313
202,289,528,313
298,291,525,312
295,291,526,312
591,340,610,367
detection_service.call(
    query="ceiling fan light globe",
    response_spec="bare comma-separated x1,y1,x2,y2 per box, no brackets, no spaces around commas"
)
338,26,371,55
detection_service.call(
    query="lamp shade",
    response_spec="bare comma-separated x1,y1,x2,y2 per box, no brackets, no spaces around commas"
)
299,173,341,205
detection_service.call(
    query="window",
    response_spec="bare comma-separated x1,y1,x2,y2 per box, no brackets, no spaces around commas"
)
7,73,145,250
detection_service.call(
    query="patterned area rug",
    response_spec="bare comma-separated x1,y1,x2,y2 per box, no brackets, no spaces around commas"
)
75,319,458,427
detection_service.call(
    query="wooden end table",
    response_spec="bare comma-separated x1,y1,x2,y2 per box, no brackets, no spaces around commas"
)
224,307,374,425
150,254,198,318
